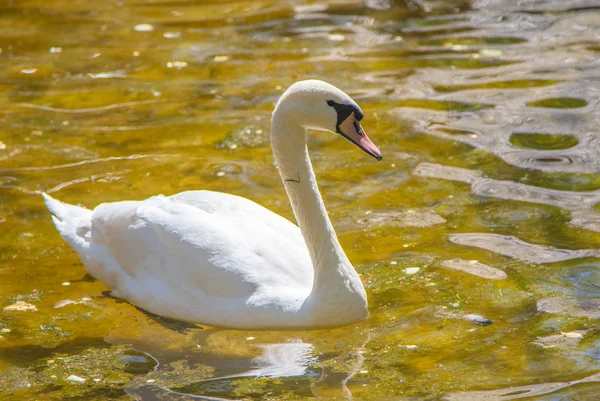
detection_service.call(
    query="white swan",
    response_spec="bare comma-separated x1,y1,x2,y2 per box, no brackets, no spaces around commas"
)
43,80,382,329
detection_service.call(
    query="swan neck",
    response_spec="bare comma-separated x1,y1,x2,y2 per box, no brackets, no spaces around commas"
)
270,114,366,305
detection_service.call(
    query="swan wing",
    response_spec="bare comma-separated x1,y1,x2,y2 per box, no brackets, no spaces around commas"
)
170,190,305,244
88,191,313,310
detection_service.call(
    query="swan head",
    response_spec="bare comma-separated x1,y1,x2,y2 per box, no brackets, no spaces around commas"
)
274,80,382,161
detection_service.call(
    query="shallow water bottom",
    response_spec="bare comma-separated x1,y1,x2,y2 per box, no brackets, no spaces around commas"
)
1,0,600,400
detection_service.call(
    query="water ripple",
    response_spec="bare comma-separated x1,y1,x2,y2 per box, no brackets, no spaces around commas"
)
441,258,507,280
414,162,600,232
470,178,600,210
389,0,600,178
18,99,163,114
425,126,600,174
537,297,600,319
545,262,600,297
445,371,600,401
1,0,599,399
449,233,600,263
475,205,553,228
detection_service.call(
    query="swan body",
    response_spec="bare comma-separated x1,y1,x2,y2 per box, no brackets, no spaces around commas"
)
44,80,382,329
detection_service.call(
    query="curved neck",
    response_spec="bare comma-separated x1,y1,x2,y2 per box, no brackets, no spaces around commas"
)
270,113,366,309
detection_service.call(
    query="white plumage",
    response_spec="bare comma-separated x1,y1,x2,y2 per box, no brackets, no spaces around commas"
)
44,80,381,329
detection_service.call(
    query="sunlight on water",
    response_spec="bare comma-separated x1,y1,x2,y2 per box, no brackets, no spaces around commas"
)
0,0,599,400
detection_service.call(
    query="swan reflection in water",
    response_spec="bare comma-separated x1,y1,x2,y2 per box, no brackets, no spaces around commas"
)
104,317,368,400
125,339,365,400
119,319,600,401
126,340,365,400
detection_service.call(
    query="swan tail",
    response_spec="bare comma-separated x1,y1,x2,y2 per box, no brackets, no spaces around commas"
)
43,193,123,290
42,193,93,253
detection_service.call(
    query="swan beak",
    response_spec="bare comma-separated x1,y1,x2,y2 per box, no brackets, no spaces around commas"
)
338,113,382,161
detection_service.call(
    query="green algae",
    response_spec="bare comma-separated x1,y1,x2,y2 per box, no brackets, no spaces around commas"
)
435,79,560,92
419,36,527,47
527,97,588,108
395,99,493,111
510,133,579,150
0,345,134,401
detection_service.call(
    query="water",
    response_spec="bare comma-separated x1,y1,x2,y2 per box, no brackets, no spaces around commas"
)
1,0,599,400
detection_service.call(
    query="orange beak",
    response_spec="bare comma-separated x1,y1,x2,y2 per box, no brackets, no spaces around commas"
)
337,113,382,161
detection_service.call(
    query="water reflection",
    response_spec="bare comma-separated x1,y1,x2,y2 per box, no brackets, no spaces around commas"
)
445,371,600,401
105,316,368,400
414,162,600,233
126,341,320,401
449,233,600,263
1,0,600,399
547,261,600,297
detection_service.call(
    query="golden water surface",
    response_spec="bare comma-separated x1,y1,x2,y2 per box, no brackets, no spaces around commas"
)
1,0,599,400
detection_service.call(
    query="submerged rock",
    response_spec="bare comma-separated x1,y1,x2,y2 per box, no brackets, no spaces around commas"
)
441,259,507,280
54,300,77,309
533,330,590,349
436,308,493,326
537,297,600,319
358,209,446,228
404,267,420,275
54,298,93,309
464,314,493,326
3,301,37,312
66,374,86,383
120,351,158,374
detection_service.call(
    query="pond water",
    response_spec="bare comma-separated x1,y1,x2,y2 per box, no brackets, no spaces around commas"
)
1,0,599,400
